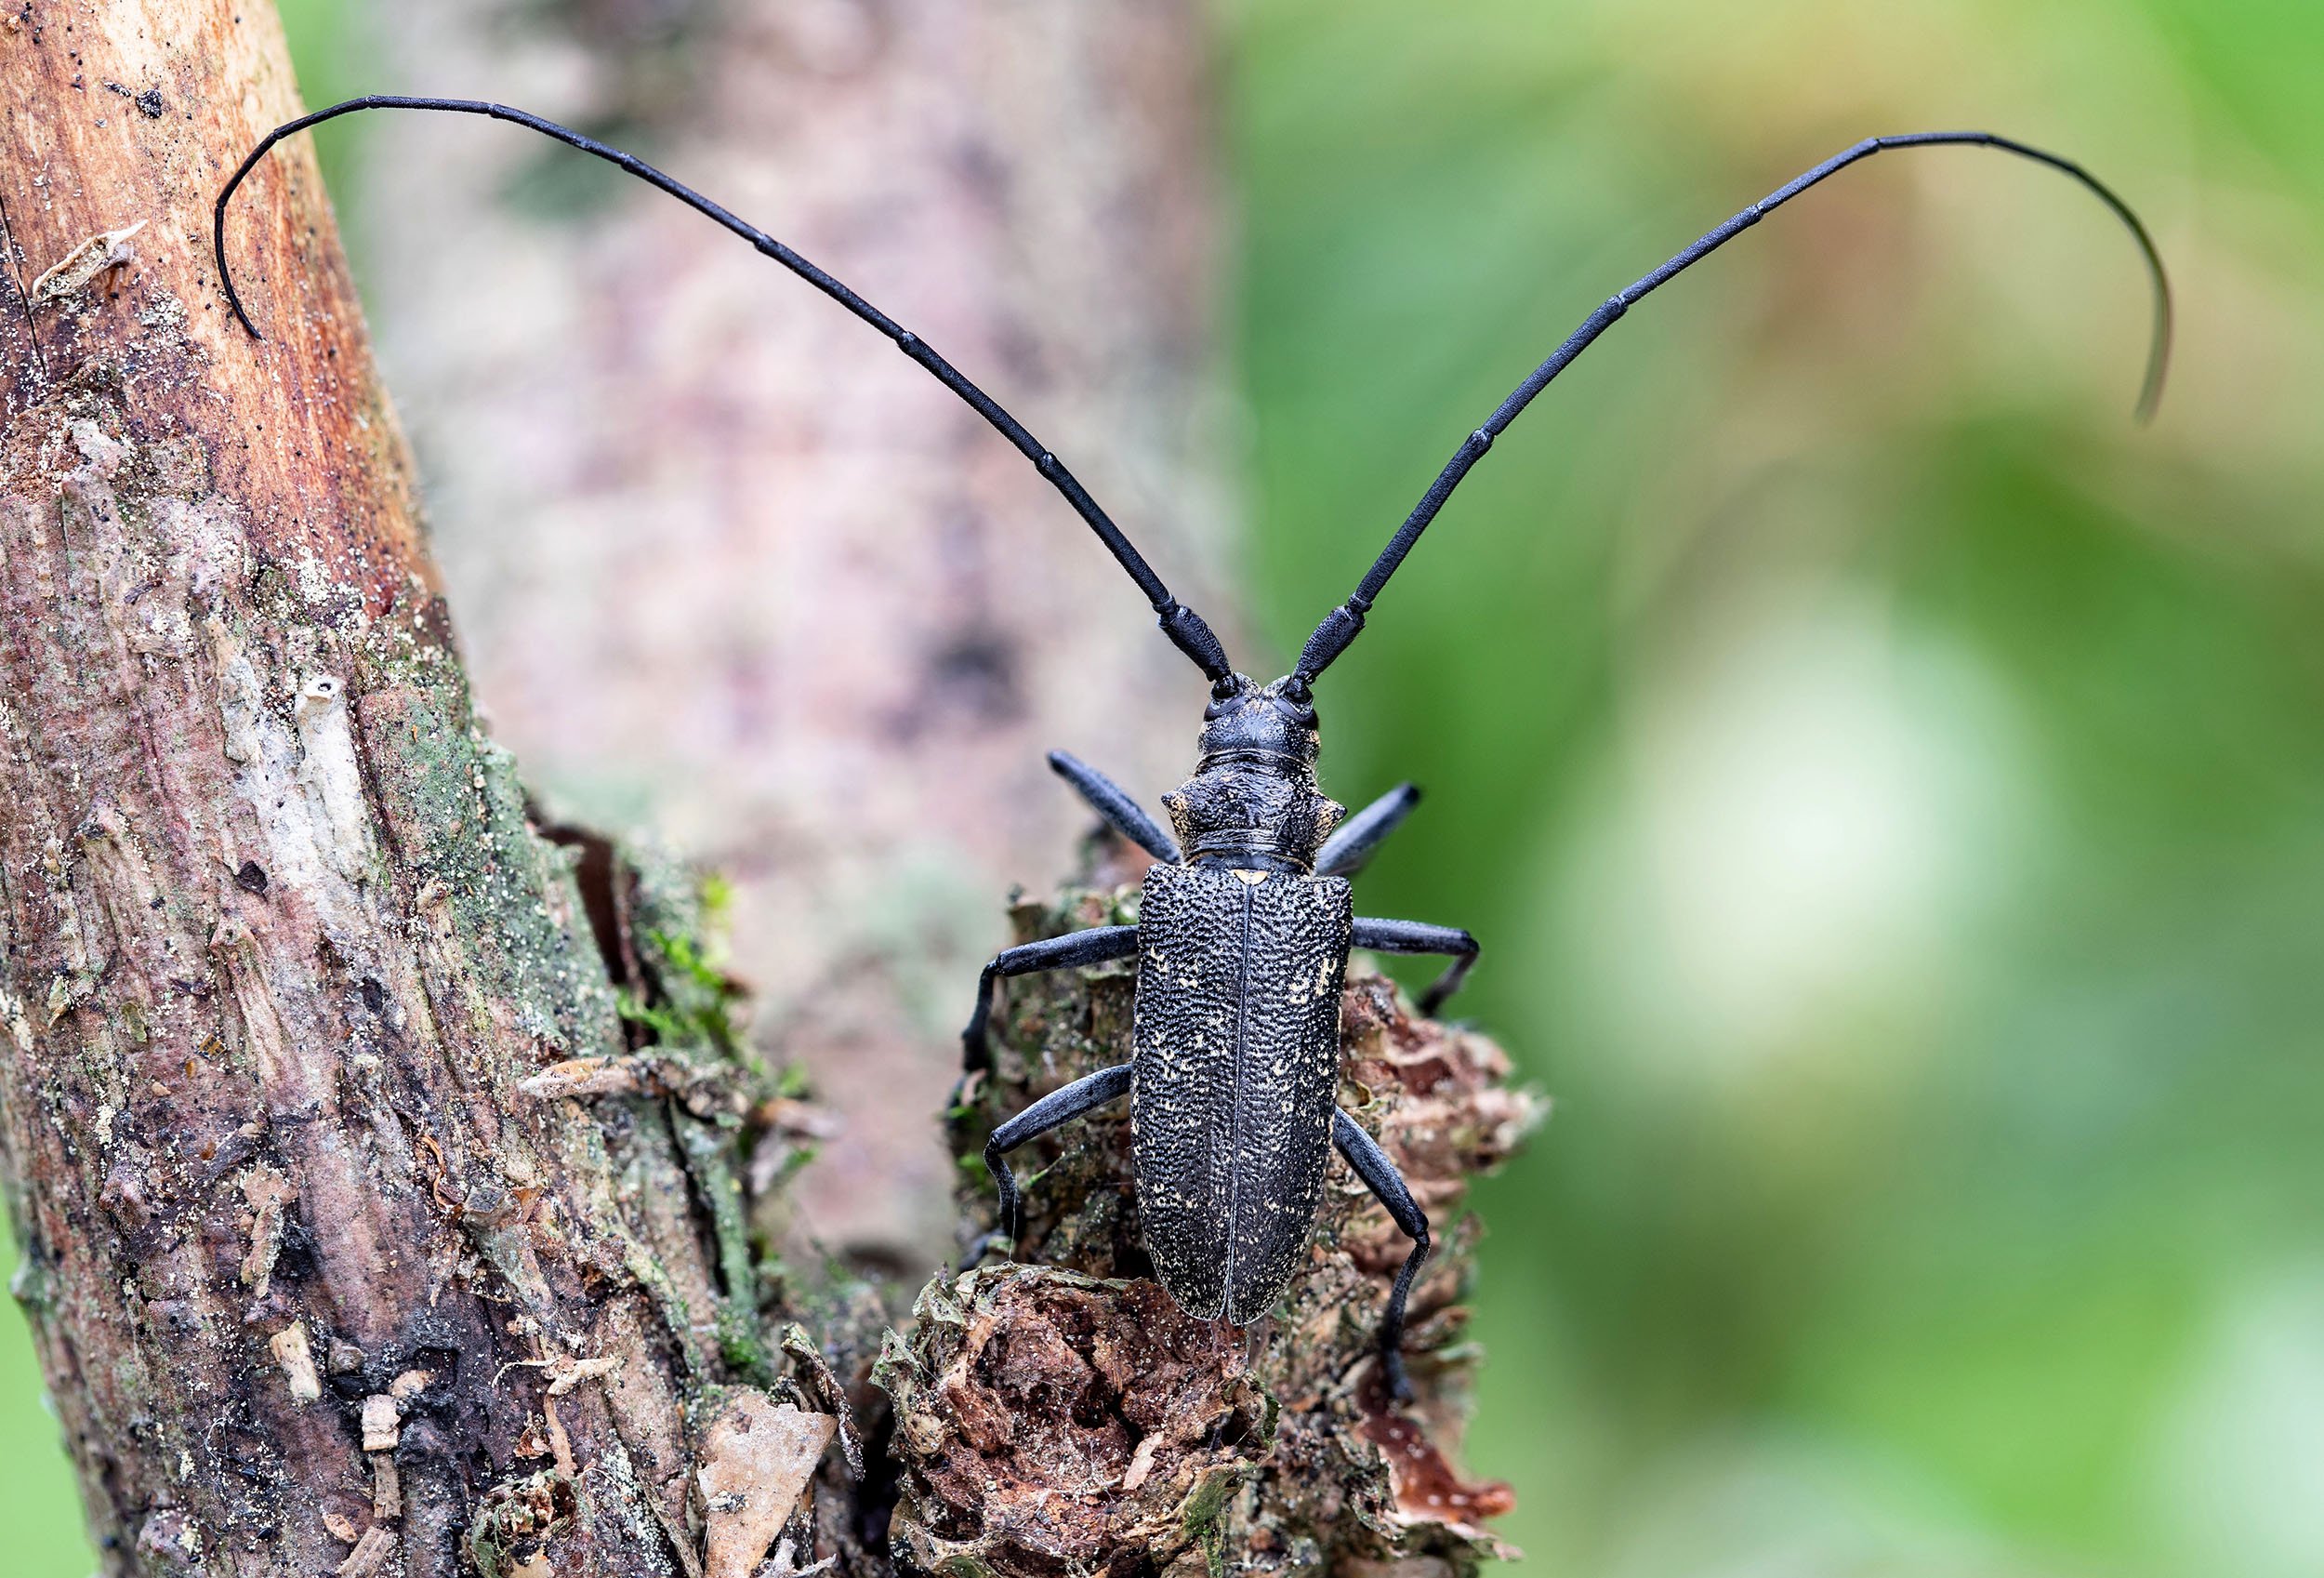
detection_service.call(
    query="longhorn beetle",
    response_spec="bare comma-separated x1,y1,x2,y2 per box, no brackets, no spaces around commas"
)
218,97,2172,1398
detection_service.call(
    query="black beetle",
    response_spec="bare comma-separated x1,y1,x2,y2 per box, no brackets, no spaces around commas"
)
218,98,2172,1399
957,675,1470,1399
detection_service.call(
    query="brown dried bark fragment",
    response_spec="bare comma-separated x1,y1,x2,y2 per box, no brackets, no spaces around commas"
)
876,1266,1270,1577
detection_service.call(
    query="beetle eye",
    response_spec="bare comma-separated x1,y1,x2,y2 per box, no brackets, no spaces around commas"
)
1204,673,1251,720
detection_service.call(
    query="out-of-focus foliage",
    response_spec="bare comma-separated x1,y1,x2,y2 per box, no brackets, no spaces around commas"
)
1227,1,2324,1574
0,1229,81,1571
4,2,2318,1574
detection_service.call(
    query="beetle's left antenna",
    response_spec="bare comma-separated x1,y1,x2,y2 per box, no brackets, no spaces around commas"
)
1286,129,2175,694
214,95,1235,684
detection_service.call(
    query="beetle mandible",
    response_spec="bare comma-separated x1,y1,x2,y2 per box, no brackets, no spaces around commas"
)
218,98,2172,1399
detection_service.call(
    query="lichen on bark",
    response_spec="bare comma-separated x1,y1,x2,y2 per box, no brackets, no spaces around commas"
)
891,841,1540,1577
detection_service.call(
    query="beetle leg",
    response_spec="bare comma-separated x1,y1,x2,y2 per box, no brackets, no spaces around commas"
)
1332,1109,1431,1403
1350,916,1479,1015
959,923,1141,1072
1314,782,1419,878
1047,749,1182,864
974,1063,1134,1259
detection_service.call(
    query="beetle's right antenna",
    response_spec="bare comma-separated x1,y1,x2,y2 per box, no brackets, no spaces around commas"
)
213,95,1235,684
1287,130,2175,693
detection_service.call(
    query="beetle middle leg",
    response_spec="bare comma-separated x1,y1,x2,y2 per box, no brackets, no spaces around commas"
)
976,1062,1133,1256
1351,916,1479,1015
959,923,1140,1071
1332,1109,1431,1402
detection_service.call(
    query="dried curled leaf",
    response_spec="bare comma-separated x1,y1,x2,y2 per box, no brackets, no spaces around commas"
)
697,1393,836,1578
31,222,144,307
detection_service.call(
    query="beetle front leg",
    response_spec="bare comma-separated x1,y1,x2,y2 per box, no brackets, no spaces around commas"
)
971,1062,1134,1261
1332,1109,1431,1402
1351,916,1479,1014
1048,749,1182,864
959,923,1141,1072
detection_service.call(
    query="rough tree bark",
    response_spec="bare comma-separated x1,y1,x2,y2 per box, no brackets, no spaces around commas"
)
0,2,1534,1573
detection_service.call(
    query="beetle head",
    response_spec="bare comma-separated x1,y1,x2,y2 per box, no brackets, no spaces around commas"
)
1195,672,1319,768
1161,674,1341,871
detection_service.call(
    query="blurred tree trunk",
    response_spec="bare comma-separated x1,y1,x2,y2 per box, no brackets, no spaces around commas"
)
354,0,1238,1271
0,4,805,1573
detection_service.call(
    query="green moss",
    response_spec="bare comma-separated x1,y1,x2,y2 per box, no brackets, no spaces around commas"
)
1177,1466,1235,1578
621,1245,710,1379
347,630,624,1067
609,845,788,1387
674,1110,773,1385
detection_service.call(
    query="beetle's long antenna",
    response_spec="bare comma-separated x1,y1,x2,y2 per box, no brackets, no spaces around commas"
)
1287,130,2174,692
214,96,1235,683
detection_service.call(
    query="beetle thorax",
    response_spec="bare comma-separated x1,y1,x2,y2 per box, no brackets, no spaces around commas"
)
1161,675,1344,873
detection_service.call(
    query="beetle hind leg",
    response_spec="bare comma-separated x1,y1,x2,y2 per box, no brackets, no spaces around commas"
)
1332,1109,1432,1402
973,1063,1134,1261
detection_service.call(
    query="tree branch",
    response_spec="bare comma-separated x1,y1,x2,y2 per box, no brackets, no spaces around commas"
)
0,6,850,1573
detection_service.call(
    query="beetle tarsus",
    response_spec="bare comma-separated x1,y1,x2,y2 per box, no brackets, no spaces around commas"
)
1382,1347,1414,1405
1378,1224,1432,1403
984,1138,1023,1249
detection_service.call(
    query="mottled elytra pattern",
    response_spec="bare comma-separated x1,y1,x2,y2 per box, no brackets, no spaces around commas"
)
1132,864,1353,1322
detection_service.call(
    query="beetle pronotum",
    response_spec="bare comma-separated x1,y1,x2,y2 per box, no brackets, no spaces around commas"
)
218,95,2172,1399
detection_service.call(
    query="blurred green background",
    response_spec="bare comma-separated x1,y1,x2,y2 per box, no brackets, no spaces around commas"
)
8,1,2322,1572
